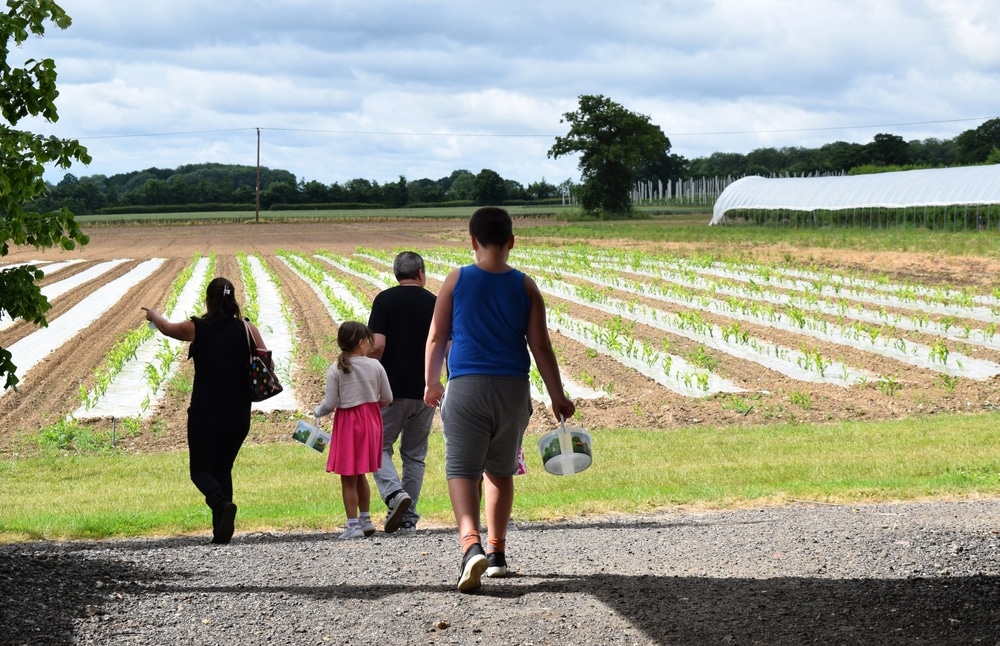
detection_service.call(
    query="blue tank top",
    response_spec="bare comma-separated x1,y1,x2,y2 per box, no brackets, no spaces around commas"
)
448,265,531,378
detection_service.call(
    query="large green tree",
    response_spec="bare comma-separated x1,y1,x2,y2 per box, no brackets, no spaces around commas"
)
446,171,475,201
548,94,671,216
473,168,506,205
1,0,91,390
866,133,911,166
956,118,1000,164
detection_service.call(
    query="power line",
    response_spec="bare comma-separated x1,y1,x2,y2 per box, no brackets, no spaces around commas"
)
667,116,997,137
80,128,258,140
73,116,996,142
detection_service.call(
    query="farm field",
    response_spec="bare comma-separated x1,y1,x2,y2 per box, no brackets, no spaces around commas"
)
1,217,1000,458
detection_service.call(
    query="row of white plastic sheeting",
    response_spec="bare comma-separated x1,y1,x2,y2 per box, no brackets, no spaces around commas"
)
711,165,1000,225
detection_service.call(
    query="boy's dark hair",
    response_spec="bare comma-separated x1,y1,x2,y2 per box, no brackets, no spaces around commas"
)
469,206,512,247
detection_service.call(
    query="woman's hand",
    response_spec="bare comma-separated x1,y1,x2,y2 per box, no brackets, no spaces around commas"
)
140,307,195,342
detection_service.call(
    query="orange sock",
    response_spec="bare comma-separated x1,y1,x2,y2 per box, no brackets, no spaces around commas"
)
460,531,481,554
487,536,505,554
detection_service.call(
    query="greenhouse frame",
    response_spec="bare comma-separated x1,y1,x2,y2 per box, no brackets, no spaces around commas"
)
710,165,1000,230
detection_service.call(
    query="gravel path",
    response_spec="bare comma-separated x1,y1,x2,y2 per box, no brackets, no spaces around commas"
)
2,499,999,645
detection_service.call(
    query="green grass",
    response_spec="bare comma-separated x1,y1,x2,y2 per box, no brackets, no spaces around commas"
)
79,207,999,258
519,215,1000,257
3,412,998,542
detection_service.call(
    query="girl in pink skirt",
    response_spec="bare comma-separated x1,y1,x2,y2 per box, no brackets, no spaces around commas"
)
314,322,393,539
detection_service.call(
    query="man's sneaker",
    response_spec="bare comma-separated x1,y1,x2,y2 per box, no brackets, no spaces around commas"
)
360,519,377,537
383,492,411,534
457,543,488,593
486,551,508,578
338,525,366,540
399,520,417,534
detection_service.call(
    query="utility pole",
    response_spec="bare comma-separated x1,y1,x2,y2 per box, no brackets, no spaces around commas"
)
255,127,261,222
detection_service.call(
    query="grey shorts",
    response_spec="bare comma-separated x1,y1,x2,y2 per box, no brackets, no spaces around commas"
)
440,375,532,480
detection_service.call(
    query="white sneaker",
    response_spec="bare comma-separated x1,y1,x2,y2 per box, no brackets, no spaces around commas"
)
360,519,377,537
338,525,366,539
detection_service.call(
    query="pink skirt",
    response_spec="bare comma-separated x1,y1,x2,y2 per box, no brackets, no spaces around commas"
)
326,402,383,476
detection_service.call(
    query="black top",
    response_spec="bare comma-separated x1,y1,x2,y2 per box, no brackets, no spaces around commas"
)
188,317,252,413
368,285,436,399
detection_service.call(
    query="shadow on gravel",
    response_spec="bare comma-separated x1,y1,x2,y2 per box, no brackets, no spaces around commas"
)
0,548,161,646
529,573,1000,644
3,540,998,645
165,573,997,644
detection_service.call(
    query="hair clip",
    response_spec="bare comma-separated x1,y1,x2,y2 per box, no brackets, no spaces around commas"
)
223,285,232,296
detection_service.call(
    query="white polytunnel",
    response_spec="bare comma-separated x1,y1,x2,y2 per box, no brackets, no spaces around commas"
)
710,165,1000,225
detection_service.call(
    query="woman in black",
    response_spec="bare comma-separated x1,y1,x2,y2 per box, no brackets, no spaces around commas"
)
143,276,270,544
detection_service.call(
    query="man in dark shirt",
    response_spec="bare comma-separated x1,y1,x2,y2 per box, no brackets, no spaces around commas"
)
368,251,437,533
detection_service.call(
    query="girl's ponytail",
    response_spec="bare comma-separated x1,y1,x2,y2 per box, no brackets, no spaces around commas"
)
336,351,353,374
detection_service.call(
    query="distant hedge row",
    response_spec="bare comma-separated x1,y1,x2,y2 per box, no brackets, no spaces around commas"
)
722,203,1000,230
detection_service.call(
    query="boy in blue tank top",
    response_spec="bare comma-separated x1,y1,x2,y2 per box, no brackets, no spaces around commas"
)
424,206,576,593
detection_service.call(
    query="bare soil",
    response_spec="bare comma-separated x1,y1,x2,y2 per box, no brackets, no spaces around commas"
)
2,218,1000,458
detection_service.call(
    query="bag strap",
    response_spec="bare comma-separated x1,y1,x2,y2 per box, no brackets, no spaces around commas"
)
243,320,255,360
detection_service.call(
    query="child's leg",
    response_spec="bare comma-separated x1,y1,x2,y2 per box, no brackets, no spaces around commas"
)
341,475,359,519
447,477,482,551
356,474,371,514
483,472,513,552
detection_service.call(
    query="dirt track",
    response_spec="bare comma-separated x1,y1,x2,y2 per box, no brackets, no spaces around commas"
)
3,499,999,645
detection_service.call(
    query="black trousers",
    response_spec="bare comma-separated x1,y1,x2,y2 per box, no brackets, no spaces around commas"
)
187,406,251,511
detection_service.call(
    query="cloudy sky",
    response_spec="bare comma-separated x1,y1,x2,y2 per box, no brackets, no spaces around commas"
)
16,0,1000,186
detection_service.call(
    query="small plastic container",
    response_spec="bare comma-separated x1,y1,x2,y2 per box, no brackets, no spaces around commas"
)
291,418,330,453
537,418,592,475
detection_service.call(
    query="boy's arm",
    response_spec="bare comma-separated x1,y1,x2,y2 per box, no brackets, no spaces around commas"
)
524,275,576,421
424,268,458,408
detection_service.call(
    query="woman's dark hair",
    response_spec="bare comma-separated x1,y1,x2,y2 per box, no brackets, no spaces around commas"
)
469,206,513,247
336,321,374,374
202,277,242,321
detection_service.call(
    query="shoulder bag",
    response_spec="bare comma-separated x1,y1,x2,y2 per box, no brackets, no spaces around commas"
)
245,321,283,401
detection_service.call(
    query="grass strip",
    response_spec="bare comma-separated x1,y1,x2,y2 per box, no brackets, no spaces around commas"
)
2,412,998,542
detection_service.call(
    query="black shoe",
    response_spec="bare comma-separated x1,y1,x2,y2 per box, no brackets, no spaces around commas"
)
384,492,411,534
212,502,237,544
486,551,508,578
457,543,488,593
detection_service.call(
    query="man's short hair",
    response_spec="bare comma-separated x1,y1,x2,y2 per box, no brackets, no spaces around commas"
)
469,207,512,247
393,251,425,280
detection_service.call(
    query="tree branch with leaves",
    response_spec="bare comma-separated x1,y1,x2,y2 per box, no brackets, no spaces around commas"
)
0,0,91,390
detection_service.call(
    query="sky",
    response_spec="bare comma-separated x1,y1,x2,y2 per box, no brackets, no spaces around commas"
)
14,0,1000,186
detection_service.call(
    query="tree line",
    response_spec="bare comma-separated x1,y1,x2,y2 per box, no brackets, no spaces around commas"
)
29,165,573,216
29,112,1000,217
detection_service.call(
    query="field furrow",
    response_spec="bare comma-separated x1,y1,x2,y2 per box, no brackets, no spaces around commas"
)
1,220,996,456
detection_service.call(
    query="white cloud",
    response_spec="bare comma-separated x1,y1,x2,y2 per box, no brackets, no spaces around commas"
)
11,0,999,184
